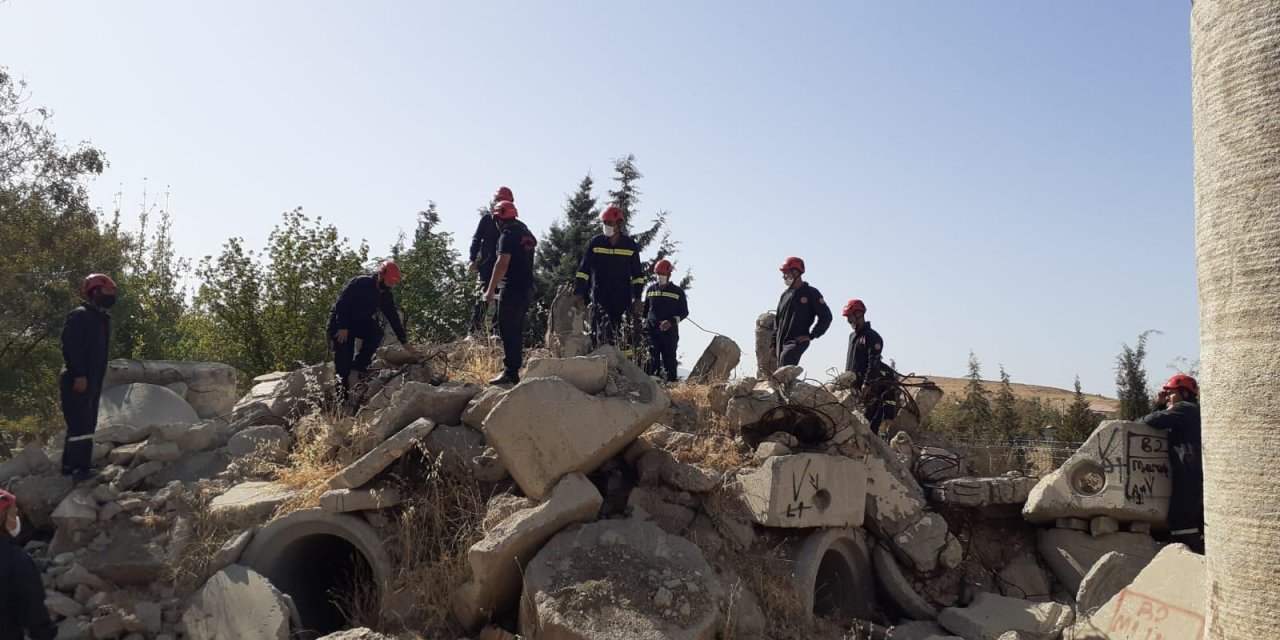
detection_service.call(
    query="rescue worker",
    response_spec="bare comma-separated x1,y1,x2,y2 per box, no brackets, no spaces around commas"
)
843,299,895,435
327,261,415,402
60,274,116,480
773,257,832,367
1138,373,1205,554
466,186,511,336
0,489,57,640
574,205,645,347
643,259,688,382
484,201,537,385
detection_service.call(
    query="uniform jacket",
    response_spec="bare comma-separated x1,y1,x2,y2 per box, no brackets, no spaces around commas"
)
845,322,884,388
574,234,644,307
0,533,57,640
644,281,689,329
469,214,500,280
327,275,407,344
774,282,832,354
496,219,537,294
61,303,111,382
1137,400,1204,531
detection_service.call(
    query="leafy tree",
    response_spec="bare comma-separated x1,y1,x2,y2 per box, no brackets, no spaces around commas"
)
1115,330,1158,420
957,351,993,438
112,191,190,361
606,154,692,289
993,365,1020,440
393,202,472,343
1061,376,1100,442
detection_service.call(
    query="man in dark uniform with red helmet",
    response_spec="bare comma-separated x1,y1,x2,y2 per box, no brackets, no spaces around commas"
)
484,201,537,385
773,256,832,368
327,261,415,402
643,259,688,382
60,273,116,480
1139,373,1205,553
574,205,645,348
466,186,512,336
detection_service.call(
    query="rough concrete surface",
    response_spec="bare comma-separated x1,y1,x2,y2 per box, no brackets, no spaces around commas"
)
98,383,200,430
734,453,866,528
938,592,1074,640
181,564,291,640
1066,544,1204,640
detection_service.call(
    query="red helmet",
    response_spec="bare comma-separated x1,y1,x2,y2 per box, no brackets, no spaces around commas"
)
0,488,15,515
1162,374,1199,396
600,205,625,225
654,259,674,276
842,299,867,317
81,273,118,298
779,257,805,274
377,261,402,285
494,186,514,203
493,201,519,220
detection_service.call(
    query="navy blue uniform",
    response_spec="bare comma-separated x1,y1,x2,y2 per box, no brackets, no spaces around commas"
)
0,532,56,640
773,283,832,367
468,214,501,334
846,322,895,434
327,275,407,390
495,220,537,378
1138,400,1205,552
59,303,111,475
643,282,689,382
574,234,644,345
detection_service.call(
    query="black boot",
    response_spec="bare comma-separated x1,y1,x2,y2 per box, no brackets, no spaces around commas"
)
488,371,520,386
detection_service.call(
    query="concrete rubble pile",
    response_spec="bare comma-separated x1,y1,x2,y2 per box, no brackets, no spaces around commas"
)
0,336,1207,640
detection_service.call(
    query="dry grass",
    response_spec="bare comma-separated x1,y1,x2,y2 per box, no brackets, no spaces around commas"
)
166,484,261,595
664,383,752,471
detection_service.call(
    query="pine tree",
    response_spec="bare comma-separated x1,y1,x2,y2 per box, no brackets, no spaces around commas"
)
606,154,692,289
994,365,1020,441
957,351,993,439
535,174,599,294
1061,376,1099,442
1115,330,1157,419
393,202,472,343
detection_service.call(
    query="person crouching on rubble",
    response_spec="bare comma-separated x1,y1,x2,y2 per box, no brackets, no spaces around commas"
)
1138,373,1205,554
0,489,56,640
327,261,417,404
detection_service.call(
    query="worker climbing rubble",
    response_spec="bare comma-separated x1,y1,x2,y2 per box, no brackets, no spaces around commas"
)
466,185,510,337
773,256,832,367
574,204,645,349
483,200,537,385
643,258,688,382
59,273,116,481
326,260,416,404
1138,372,1205,553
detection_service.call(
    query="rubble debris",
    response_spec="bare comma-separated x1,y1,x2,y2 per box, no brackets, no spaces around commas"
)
227,424,292,461
1074,551,1150,615
931,476,1039,507
783,527,876,621
364,382,480,441
181,564,291,640
636,450,721,493
687,335,742,384
521,518,723,640
733,453,866,528
461,386,506,430
753,313,777,378
545,288,594,358
1066,544,1204,640
103,359,238,419
1036,528,1161,594
1023,420,1172,526
892,512,955,574
872,544,939,620
232,363,333,421
937,592,1074,640
452,473,603,631
997,553,1052,602
319,487,403,513
524,354,610,394
209,481,297,520
97,383,200,431
484,347,669,500
328,418,435,490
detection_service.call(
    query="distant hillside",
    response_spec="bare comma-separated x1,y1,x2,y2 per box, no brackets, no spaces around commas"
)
923,375,1119,415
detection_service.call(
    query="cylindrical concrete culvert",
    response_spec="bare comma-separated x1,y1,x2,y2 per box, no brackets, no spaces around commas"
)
784,527,877,621
240,509,392,639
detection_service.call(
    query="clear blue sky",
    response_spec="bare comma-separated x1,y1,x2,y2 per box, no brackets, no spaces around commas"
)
0,2,1197,395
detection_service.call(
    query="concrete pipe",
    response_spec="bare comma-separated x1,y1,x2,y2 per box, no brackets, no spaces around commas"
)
240,508,392,639
784,527,877,621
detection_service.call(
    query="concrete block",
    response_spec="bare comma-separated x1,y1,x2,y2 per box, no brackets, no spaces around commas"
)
523,355,609,394
734,453,866,528
1074,551,1150,614
209,481,297,520
461,386,506,430
1067,544,1204,640
97,383,199,430
483,347,668,500
1090,515,1120,537
104,359,237,419
938,592,1074,640
328,418,435,490
1037,528,1161,594
319,487,402,513
181,565,290,640
892,512,952,573
365,383,480,441
1024,420,1172,526
451,473,602,631
687,335,742,384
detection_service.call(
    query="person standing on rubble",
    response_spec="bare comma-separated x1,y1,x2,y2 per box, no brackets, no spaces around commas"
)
842,298,897,435
483,201,537,385
327,261,416,402
1138,373,1205,554
0,489,57,640
59,274,116,481
466,186,512,337
574,205,645,348
643,259,688,383
773,256,832,368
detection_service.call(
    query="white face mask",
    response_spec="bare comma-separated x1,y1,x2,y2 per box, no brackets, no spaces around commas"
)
783,274,796,287
6,515,19,538
657,275,670,285
602,224,617,237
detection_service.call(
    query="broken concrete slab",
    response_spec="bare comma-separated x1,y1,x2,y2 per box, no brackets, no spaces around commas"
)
151,449,230,486
1074,551,1150,615
364,382,480,441
938,592,1074,640
0,441,53,483
422,424,487,478
687,335,742,384
52,489,98,532
628,487,697,536
893,382,945,433
319,487,402,513
1037,528,1161,595
861,432,929,540
886,620,961,640
522,517,723,640
452,473,602,631
932,476,1039,507
140,440,182,463
328,418,435,490
636,450,721,493
8,472,74,529
116,460,164,490
231,362,332,422
181,564,290,640
97,383,199,430
209,481,297,521
524,355,610,394
154,420,218,453
462,386,506,430
733,453,866,528
483,347,669,500
103,359,238,419
544,288,594,358
209,529,255,574
82,520,168,585
754,313,778,378
1023,420,1172,526
998,553,1053,602
227,424,292,461
892,512,952,574
1066,544,1204,640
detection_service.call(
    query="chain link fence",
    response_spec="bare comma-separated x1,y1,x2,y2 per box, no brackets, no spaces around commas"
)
938,438,1086,477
